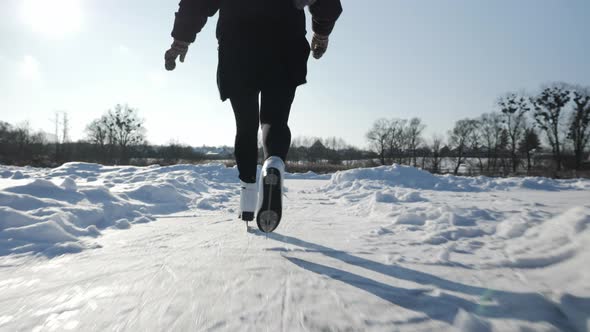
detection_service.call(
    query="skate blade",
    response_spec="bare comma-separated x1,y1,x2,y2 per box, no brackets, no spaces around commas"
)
257,210,280,233
256,168,282,233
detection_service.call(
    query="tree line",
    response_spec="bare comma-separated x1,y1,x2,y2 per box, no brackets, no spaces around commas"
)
0,104,206,166
366,82,590,176
1,104,372,169
287,136,372,165
2,82,589,178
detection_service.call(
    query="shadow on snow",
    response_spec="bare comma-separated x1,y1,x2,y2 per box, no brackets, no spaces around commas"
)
254,231,584,331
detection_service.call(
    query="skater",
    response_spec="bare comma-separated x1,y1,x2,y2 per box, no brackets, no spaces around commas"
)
165,0,342,232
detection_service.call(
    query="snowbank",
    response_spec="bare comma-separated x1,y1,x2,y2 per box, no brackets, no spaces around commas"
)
0,163,244,256
326,164,590,192
284,171,331,180
322,164,590,273
492,206,590,269
323,164,590,219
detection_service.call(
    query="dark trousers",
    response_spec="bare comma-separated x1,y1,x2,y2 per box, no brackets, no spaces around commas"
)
229,86,296,183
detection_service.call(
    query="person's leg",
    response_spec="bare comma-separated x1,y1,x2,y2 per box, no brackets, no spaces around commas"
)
259,85,297,161
229,92,260,183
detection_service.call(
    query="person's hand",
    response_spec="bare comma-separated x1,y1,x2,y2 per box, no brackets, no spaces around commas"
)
311,33,329,59
165,40,190,71
293,0,316,10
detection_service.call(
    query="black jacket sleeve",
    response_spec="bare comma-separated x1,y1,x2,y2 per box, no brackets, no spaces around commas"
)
171,0,220,43
309,0,343,36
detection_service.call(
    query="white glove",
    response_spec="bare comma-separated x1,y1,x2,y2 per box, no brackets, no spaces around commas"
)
165,40,190,71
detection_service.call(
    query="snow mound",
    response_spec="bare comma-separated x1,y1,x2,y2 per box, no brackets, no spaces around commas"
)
0,207,92,256
328,165,465,191
362,191,590,270
0,183,145,257
401,206,498,245
60,177,78,191
325,164,590,192
126,183,189,204
5,179,85,203
285,171,331,180
0,162,244,257
493,206,590,268
323,165,590,229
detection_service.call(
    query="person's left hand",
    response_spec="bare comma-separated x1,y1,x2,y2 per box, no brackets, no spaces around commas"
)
165,39,190,71
293,0,317,10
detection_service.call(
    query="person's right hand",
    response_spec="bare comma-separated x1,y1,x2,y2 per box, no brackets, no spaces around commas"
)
165,40,190,71
311,33,329,59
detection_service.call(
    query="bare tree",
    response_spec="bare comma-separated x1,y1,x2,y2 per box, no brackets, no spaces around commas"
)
0,121,48,164
85,118,109,162
386,118,407,164
429,134,444,174
86,104,146,164
497,129,510,174
366,118,390,165
110,105,145,158
86,118,108,147
405,118,425,167
14,121,33,150
518,128,541,174
0,121,13,144
498,93,530,173
449,119,478,175
468,120,484,173
479,112,503,173
568,88,590,170
531,85,571,171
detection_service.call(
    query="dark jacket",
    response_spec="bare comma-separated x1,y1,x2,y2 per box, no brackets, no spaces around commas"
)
171,0,342,101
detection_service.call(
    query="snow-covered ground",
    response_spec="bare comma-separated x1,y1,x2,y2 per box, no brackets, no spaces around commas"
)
0,163,589,331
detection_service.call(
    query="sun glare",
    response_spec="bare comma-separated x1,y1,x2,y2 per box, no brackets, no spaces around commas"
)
21,0,83,38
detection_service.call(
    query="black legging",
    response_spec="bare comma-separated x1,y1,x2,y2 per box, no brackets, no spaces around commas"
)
230,86,297,183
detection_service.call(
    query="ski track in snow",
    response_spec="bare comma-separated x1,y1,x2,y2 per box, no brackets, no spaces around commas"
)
0,163,589,331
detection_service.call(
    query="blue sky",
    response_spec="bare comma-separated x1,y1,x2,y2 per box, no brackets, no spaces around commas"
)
0,0,589,148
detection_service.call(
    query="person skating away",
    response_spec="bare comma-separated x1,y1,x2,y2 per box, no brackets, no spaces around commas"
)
165,0,342,232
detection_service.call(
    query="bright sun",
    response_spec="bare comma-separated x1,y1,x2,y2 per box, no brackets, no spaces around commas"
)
21,0,83,38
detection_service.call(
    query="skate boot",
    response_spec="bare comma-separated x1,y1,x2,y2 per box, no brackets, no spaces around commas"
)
256,156,285,233
239,180,258,222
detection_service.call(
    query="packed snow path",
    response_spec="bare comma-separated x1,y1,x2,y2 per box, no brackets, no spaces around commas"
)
1,164,590,331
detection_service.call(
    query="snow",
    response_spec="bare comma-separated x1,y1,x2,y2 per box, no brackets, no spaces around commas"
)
0,162,235,256
0,162,589,331
0,162,330,256
327,164,590,192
